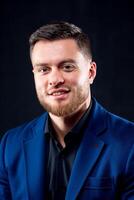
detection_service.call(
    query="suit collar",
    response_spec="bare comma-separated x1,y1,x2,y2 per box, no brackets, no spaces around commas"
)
23,98,106,141
65,98,107,200
23,112,48,141
87,98,107,136
23,112,48,199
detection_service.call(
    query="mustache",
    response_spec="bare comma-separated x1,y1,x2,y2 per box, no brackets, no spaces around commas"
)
49,84,71,90
42,85,71,95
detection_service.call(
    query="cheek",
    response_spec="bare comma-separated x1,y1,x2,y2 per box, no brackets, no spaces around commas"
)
73,73,89,87
67,72,89,88
34,77,46,91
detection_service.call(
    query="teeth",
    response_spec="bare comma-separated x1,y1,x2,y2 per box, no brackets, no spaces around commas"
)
52,92,65,96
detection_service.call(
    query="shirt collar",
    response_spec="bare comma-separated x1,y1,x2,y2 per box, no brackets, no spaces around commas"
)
44,100,92,142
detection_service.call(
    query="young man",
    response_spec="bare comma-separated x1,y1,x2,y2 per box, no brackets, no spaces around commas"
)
0,21,134,200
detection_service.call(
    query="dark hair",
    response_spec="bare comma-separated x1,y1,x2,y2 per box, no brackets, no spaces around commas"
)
29,21,92,59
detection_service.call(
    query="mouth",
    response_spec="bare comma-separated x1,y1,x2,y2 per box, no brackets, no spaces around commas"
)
48,88,70,96
49,91,69,96
47,88,70,99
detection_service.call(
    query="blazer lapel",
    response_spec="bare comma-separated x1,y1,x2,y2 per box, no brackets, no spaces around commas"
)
23,113,48,200
65,99,107,200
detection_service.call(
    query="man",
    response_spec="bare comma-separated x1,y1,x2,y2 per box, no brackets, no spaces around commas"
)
0,21,134,200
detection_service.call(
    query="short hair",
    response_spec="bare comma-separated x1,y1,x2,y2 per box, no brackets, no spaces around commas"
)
29,21,93,59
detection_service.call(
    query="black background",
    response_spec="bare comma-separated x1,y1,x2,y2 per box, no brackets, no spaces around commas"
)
1,0,134,135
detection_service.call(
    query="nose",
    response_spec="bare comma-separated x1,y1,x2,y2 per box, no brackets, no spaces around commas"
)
48,68,65,86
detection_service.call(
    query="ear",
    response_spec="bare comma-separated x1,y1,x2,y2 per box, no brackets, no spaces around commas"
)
88,61,97,84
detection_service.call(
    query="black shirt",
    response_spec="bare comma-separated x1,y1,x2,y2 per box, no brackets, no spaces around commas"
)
45,103,92,200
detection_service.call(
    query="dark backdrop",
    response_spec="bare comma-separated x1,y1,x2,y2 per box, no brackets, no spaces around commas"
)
1,0,134,135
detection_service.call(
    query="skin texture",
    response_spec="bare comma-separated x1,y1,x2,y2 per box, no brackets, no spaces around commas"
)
31,39,96,146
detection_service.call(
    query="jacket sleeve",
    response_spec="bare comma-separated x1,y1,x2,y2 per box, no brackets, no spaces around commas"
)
0,134,12,200
121,144,134,199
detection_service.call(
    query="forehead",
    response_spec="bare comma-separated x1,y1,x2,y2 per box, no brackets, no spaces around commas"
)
31,39,83,63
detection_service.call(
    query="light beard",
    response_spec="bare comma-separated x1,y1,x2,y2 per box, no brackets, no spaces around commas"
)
37,82,90,117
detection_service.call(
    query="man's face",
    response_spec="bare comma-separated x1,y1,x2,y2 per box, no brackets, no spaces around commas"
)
31,39,96,117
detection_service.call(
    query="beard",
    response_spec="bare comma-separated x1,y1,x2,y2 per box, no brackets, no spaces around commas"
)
36,81,90,117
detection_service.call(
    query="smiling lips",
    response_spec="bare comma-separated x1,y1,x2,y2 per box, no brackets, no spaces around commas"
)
48,88,70,96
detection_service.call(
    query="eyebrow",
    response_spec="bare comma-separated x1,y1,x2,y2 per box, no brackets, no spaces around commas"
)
33,59,77,68
58,59,77,67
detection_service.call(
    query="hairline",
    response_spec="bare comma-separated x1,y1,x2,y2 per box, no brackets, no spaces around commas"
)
30,38,92,60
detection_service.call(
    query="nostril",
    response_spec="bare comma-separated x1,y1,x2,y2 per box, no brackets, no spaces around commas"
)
49,79,65,86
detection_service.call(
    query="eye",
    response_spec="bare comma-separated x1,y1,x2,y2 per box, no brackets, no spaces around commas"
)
34,66,50,75
62,64,76,72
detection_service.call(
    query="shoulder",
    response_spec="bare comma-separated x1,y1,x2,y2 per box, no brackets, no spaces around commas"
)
105,111,134,147
97,104,134,152
93,98,134,130
107,110,134,132
91,98,134,143
0,112,48,146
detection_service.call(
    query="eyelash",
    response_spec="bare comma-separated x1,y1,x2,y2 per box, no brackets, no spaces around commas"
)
62,65,75,72
34,64,76,75
38,67,49,73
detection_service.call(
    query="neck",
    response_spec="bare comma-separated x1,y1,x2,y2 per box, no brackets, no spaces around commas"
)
49,96,91,147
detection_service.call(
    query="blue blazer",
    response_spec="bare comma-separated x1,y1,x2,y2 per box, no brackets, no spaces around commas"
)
0,99,134,200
